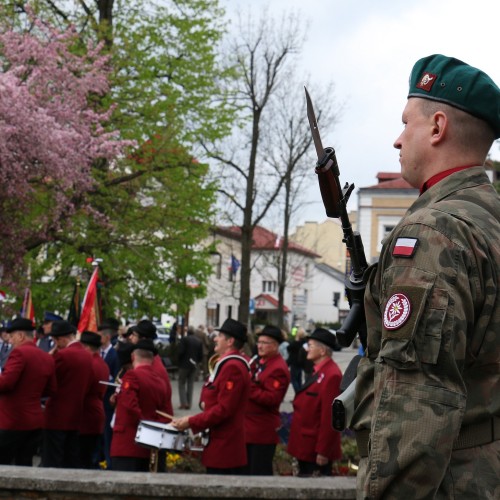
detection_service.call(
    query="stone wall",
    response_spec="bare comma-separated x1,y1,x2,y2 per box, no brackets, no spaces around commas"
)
0,466,357,499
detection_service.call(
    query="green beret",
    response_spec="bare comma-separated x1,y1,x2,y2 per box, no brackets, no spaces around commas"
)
408,54,500,138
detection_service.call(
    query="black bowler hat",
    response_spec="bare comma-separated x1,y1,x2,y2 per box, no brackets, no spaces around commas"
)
217,318,247,343
257,325,283,344
132,338,158,355
80,331,102,347
6,317,35,333
130,320,157,340
116,341,135,366
50,320,77,337
307,328,338,350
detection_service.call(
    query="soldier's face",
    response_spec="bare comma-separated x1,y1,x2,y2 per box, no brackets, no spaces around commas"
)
393,98,430,189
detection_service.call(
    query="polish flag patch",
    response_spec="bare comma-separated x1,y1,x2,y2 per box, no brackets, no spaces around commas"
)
393,237,418,257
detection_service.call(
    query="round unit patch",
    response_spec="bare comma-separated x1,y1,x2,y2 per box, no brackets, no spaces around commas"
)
383,293,411,330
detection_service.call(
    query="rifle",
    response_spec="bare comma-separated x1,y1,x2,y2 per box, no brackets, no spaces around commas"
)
305,87,369,430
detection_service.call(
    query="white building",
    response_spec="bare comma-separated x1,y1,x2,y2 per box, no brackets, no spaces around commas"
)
188,226,347,330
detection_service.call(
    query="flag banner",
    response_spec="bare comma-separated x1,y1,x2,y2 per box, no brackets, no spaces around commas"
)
67,280,81,327
78,268,100,332
230,254,240,275
20,288,35,322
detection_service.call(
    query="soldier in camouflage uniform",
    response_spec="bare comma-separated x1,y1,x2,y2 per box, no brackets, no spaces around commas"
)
352,54,500,499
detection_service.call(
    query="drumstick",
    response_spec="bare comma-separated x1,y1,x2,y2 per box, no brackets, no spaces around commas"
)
99,381,120,388
156,409,175,420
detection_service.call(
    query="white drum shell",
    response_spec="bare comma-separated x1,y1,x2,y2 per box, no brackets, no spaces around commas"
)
135,420,187,451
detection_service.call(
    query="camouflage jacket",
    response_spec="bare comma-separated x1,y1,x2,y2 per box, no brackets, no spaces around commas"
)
352,167,500,499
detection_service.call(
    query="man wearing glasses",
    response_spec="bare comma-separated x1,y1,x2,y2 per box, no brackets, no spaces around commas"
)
244,325,291,475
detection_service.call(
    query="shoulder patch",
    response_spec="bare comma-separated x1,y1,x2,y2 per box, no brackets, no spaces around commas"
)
383,293,411,330
225,380,234,390
392,237,418,257
272,379,280,389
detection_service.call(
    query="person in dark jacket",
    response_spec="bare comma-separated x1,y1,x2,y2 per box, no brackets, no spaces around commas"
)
177,326,202,409
286,327,307,393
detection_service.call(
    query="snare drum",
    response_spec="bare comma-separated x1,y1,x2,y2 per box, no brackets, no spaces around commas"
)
135,420,188,451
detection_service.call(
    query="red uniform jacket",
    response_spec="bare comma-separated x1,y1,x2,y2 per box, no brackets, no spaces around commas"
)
0,341,56,430
287,357,342,462
152,354,174,417
110,364,169,459
244,353,290,444
80,352,110,435
189,351,251,469
44,342,93,431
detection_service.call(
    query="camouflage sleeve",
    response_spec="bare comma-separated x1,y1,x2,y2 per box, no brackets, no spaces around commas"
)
359,220,475,499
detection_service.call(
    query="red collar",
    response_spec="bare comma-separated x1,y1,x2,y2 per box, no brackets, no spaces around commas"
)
313,357,331,373
420,165,472,194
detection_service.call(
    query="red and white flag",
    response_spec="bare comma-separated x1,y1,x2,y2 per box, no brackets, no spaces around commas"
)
392,237,419,258
78,268,100,333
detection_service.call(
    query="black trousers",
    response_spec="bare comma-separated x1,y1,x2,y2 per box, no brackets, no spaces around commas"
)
243,443,276,475
111,456,149,472
297,459,332,477
0,429,41,466
78,434,101,469
41,429,80,468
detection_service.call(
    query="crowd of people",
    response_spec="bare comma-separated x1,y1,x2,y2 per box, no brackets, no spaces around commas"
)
0,312,344,476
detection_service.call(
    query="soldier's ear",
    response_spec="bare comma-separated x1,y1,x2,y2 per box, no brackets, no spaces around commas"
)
430,110,449,145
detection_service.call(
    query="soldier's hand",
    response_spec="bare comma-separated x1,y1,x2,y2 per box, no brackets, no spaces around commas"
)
316,454,328,466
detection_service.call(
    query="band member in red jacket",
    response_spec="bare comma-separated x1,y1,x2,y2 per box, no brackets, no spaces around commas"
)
110,339,170,472
78,331,110,468
42,320,93,468
244,325,290,475
172,318,251,475
127,319,173,418
0,318,56,465
287,328,342,476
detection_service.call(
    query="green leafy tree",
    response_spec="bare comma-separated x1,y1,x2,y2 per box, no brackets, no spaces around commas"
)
2,1,236,320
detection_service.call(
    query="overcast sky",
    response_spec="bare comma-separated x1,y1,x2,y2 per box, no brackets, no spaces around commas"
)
222,0,500,226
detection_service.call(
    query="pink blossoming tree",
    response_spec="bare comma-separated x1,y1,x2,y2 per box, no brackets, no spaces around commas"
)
0,17,130,288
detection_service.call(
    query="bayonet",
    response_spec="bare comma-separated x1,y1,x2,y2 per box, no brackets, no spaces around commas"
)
305,86,324,159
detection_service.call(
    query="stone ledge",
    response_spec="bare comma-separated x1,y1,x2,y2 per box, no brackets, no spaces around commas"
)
0,466,356,499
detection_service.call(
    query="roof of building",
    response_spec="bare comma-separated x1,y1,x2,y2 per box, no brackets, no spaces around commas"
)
216,225,320,258
315,262,347,283
254,293,291,313
360,171,417,191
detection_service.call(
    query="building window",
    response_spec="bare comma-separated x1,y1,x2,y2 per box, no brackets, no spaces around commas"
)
333,292,340,307
227,305,233,319
262,280,277,293
383,225,395,238
206,304,220,327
